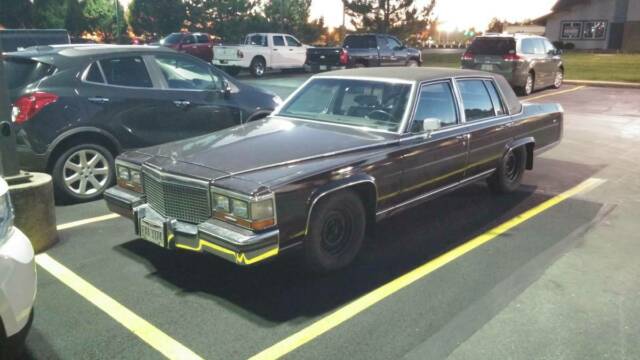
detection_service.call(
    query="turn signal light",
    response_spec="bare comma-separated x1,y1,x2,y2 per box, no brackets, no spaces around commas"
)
12,92,58,124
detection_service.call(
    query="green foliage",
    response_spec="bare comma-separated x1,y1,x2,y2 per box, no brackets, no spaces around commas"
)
65,0,85,36
264,0,325,43
183,0,264,43
0,0,33,28
32,0,67,29
128,0,186,39
343,0,436,41
83,0,127,42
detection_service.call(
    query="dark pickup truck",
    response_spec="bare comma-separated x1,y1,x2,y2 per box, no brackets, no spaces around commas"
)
306,34,422,71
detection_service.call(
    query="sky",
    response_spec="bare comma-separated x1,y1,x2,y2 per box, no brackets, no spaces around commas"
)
118,0,558,32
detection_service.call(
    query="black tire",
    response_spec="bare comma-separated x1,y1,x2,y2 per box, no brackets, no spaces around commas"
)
553,68,564,89
250,57,266,78
518,72,535,96
223,66,241,76
52,143,115,202
487,147,527,194
304,190,366,273
0,311,32,360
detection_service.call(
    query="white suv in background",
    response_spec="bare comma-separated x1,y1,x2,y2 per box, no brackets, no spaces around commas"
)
0,178,36,359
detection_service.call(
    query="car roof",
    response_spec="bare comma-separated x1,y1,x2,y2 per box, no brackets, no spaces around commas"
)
5,44,173,59
478,33,545,39
316,67,497,83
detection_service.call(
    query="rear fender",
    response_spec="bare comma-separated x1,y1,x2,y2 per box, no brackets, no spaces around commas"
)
505,136,535,170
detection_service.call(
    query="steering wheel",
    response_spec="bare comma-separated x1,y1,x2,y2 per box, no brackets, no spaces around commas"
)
366,109,394,122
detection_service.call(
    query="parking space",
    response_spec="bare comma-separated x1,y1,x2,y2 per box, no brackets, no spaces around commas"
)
22,79,640,359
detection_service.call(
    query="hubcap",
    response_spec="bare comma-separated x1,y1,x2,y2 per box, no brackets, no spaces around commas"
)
255,63,264,76
555,71,563,87
525,75,533,95
321,210,353,255
504,151,519,182
63,149,109,196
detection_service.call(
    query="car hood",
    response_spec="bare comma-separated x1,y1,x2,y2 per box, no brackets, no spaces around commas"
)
135,117,398,180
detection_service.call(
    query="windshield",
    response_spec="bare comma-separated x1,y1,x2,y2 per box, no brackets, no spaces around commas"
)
278,78,412,132
161,33,183,45
3,58,56,90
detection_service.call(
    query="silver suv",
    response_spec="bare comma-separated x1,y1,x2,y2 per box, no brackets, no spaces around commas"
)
461,34,564,96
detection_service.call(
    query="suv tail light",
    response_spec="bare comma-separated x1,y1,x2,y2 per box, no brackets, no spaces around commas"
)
11,92,58,124
461,51,475,61
339,49,349,65
502,53,522,62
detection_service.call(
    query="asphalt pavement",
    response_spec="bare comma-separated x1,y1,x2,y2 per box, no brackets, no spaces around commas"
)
21,75,640,360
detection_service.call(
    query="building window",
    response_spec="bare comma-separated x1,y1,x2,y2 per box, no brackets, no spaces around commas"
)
561,22,582,39
582,21,607,40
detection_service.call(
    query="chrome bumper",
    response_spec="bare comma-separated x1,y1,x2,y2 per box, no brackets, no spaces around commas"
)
104,187,279,266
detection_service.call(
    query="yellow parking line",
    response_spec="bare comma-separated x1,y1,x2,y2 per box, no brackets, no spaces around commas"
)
57,213,121,231
35,254,204,360
250,177,606,360
526,85,586,101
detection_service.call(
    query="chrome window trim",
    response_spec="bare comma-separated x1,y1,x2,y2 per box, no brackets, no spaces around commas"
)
80,55,161,89
80,61,106,84
405,78,461,134
454,77,501,122
304,179,378,236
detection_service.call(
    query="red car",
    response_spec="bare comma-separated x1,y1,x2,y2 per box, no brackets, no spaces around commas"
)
159,32,220,62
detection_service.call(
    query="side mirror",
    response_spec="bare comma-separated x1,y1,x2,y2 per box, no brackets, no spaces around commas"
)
222,79,231,99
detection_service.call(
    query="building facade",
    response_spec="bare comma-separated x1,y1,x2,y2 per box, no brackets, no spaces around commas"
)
543,0,640,51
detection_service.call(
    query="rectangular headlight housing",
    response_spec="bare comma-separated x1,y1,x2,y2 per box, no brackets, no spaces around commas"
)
210,187,276,231
116,160,143,193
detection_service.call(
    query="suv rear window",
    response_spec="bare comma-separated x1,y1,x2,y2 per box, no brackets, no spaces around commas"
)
344,35,376,49
3,58,56,90
468,37,516,55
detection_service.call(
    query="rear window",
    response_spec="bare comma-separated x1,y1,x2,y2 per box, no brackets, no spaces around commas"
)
344,35,376,49
3,58,56,90
468,37,516,55
161,33,183,45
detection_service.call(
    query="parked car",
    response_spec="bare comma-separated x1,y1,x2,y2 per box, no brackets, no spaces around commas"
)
0,178,37,359
0,29,70,52
159,32,220,62
7,45,281,202
461,34,564,96
212,33,308,77
104,68,563,272
305,33,422,72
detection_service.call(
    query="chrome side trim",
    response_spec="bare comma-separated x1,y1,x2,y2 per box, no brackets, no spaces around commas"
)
304,179,378,236
376,169,495,218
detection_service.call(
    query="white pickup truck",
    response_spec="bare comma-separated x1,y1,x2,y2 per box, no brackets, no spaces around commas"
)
213,33,308,77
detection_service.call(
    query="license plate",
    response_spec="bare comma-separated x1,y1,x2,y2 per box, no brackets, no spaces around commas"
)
140,218,165,247
481,64,494,71
320,65,328,71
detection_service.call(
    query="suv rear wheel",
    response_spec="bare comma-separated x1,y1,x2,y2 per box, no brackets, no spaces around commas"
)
519,72,535,96
52,143,115,202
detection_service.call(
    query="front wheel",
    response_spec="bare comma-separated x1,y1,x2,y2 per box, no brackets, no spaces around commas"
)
52,143,115,202
250,58,266,78
305,190,366,273
487,147,527,194
553,68,564,89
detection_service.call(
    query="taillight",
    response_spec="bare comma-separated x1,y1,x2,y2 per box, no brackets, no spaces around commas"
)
461,51,475,61
503,53,522,62
339,49,349,65
11,92,58,124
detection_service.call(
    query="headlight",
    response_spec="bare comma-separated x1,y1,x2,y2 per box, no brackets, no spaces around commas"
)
116,160,143,193
0,186,15,243
210,188,276,231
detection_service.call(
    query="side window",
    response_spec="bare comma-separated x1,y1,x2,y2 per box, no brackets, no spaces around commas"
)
412,82,458,132
387,37,403,50
85,62,104,83
196,34,209,43
153,55,220,90
273,36,285,47
99,56,152,88
285,36,301,47
182,35,196,45
521,39,535,54
483,80,505,116
534,39,547,55
543,39,556,54
377,36,390,50
458,80,495,121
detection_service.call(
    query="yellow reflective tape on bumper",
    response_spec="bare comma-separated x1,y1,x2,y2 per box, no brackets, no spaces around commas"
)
176,239,279,265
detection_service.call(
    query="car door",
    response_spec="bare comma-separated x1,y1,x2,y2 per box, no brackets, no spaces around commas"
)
147,54,242,140
520,38,547,89
376,35,394,66
457,78,515,178
79,55,178,148
397,80,469,203
271,35,288,68
179,34,198,57
285,35,306,68
195,33,214,62
543,38,562,86
386,36,409,65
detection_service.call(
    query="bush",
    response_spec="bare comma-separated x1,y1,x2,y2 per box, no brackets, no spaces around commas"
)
553,40,564,49
564,42,575,50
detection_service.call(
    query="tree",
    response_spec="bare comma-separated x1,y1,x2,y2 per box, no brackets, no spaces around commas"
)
342,0,436,41
183,0,263,43
0,0,33,28
487,17,505,33
83,0,127,43
32,0,67,29
65,0,86,36
264,0,325,43
129,0,186,39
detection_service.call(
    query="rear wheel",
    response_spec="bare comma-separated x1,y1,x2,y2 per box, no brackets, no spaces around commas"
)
305,190,366,273
487,147,527,194
250,57,266,78
52,143,115,202
519,72,535,96
553,68,564,89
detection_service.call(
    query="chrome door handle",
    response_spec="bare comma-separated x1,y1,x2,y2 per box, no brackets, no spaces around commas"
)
88,97,109,104
173,100,191,108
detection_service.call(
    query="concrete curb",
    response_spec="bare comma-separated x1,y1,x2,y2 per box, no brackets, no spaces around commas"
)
565,79,640,89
